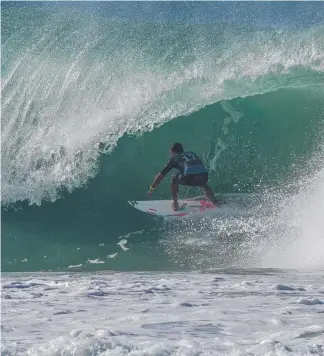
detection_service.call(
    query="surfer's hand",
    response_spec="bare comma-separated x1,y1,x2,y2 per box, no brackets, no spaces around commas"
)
148,186,155,196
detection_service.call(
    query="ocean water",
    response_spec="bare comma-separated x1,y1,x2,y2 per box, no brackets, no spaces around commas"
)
1,2,324,355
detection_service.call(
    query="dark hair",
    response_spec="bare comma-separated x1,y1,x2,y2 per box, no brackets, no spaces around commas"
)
171,142,184,153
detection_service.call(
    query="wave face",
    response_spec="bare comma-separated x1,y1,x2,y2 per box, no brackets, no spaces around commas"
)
2,2,324,272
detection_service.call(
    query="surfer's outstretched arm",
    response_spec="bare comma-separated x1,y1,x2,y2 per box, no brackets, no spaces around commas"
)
148,158,175,195
148,173,164,195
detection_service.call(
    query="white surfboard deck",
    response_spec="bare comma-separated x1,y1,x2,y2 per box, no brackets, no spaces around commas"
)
128,199,229,218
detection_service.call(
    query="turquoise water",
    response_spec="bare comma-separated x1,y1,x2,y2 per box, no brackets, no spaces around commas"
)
2,2,324,272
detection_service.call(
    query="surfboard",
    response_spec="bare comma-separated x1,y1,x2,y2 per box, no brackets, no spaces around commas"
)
128,199,226,218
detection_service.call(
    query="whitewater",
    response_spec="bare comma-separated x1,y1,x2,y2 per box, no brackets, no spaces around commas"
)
1,2,324,355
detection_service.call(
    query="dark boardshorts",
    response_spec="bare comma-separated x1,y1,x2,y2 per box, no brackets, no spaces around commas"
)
172,172,208,186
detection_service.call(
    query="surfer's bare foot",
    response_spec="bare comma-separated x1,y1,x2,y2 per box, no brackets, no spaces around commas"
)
172,200,179,211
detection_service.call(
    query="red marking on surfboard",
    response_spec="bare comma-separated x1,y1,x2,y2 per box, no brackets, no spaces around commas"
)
147,208,157,215
198,200,216,212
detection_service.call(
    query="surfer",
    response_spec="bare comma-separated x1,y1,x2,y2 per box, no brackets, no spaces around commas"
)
148,142,218,211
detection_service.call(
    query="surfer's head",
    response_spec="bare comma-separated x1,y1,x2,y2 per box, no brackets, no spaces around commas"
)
170,142,184,156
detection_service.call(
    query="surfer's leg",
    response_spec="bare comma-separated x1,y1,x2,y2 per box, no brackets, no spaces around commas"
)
171,173,181,201
189,173,219,205
171,173,181,210
171,181,179,201
201,184,218,204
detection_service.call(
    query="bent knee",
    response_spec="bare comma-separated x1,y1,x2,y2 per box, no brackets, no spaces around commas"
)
171,174,178,184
